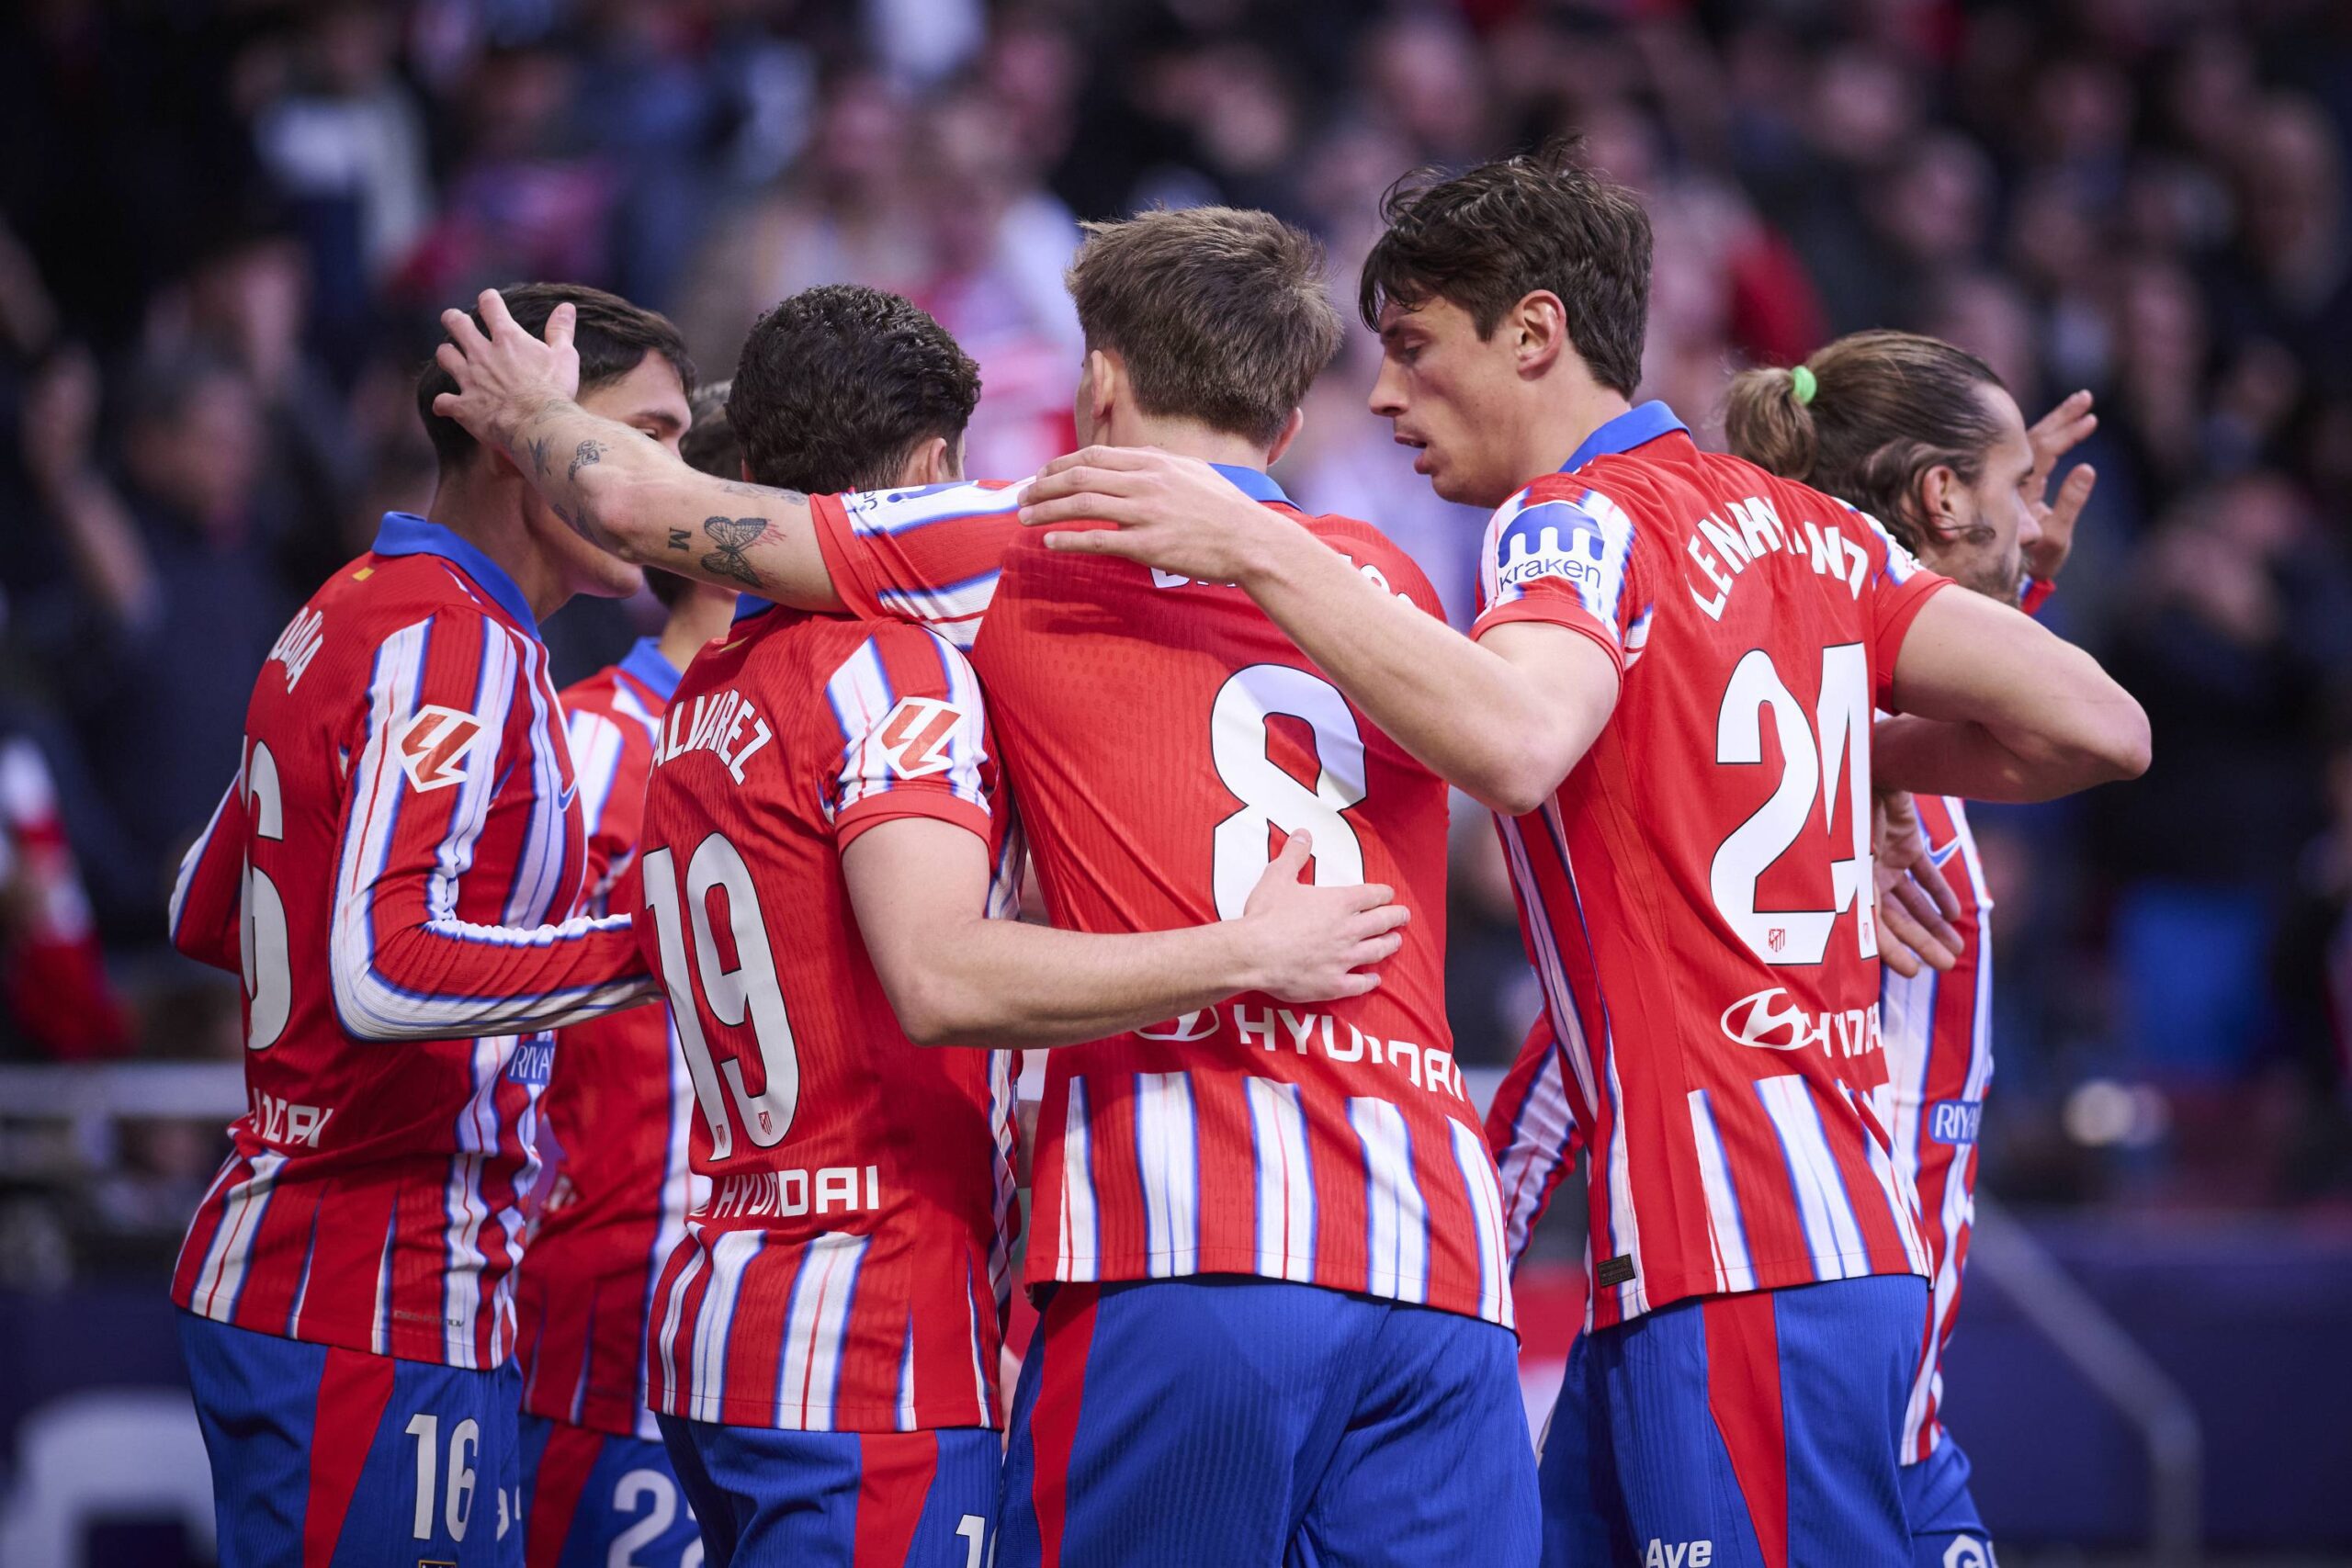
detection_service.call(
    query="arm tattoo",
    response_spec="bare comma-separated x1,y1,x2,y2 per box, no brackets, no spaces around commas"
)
700,516,768,588
667,527,691,552
718,478,808,505
567,439,605,482
526,434,552,478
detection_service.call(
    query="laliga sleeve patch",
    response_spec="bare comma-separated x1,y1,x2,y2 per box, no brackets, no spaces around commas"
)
395,705,488,793
874,695,967,779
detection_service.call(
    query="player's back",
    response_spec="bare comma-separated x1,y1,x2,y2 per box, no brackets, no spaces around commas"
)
637,606,1017,1433
168,515,640,1370
1479,408,1946,1327
518,647,701,1438
975,480,1511,1328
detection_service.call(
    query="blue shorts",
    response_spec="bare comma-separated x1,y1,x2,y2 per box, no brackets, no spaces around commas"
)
1902,1433,1996,1568
657,1416,996,1568
1537,1274,1927,1568
517,1416,701,1568
179,1310,524,1567
996,1277,1539,1568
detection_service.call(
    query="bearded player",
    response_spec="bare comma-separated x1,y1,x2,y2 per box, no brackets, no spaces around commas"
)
165,285,690,1566
1725,332,2098,1568
433,214,1541,1565
1017,151,2147,1564
510,383,741,1568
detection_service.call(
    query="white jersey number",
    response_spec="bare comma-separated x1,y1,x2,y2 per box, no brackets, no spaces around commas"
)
241,742,291,1050
642,835,799,1158
1708,642,1875,965
1208,665,1368,919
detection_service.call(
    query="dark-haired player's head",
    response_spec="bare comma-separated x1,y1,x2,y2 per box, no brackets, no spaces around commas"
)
1724,331,2038,605
731,285,979,495
1360,146,1652,509
414,282,695,602
1065,206,1343,458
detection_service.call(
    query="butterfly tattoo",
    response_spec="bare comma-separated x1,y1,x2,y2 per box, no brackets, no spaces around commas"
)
700,516,769,588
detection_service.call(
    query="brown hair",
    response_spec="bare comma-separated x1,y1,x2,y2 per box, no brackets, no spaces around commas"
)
1724,330,2006,551
1066,206,1343,446
416,282,694,472
1361,143,1652,396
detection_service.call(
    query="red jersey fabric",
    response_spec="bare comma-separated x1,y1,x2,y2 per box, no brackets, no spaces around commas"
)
516,638,702,1438
1472,403,1949,1330
638,607,1020,1433
811,467,1516,1330
167,512,653,1370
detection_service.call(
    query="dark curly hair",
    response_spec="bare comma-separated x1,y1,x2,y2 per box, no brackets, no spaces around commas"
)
730,285,979,495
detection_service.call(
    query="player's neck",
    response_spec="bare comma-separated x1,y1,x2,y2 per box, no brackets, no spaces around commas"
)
1522,378,1636,485
657,590,738,670
424,468,568,623
1100,412,1271,472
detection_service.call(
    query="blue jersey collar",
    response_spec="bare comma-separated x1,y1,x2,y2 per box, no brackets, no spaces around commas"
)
732,593,773,623
372,512,540,636
617,636,682,702
1562,400,1687,473
1211,463,1294,507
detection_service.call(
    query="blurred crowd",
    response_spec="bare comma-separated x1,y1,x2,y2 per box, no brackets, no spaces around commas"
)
3,0,2351,1274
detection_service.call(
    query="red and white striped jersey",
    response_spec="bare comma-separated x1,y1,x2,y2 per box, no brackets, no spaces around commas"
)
1474,403,1948,1331
166,512,654,1370
639,607,1020,1433
811,468,1517,1330
516,639,703,1438
1485,1013,1580,1272
1880,792,1994,1461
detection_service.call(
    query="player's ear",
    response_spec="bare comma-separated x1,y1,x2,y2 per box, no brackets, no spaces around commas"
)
1514,290,1568,377
1264,407,1306,467
1085,348,1122,432
903,434,956,487
1917,464,1964,542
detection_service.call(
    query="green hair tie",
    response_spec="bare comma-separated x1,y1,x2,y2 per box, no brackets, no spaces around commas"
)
1790,365,1818,405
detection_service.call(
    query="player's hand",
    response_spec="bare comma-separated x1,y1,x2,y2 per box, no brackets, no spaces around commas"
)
1238,830,1410,1003
2022,389,2097,588
431,288,582,456
1872,790,1962,977
1018,446,1283,586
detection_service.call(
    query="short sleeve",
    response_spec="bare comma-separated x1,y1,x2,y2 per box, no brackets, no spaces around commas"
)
1468,487,1650,677
810,481,1026,650
1852,511,1956,709
817,625,996,852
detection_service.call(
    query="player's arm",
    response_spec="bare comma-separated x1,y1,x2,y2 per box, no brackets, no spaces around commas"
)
328,611,660,1042
845,825,1408,1048
430,290,843,610
1019,449,1617,816
1875,587,2150,803
166,767,246,974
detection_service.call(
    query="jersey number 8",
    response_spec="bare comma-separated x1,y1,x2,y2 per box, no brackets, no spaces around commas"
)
1209,664,1370,919
642,835,800,1158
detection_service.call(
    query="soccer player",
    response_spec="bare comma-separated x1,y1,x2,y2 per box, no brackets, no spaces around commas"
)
1014,151,2149,1565
432,215,1542,1566
164,284,694,1566
511,384,741,1568
1724,331,2098,1568
629,282,1421,1566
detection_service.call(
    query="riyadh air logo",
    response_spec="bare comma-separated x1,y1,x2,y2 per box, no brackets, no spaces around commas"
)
1720,987,1812,1051
396,705,486,793
1137,1010,1220,1043
875,695,966,779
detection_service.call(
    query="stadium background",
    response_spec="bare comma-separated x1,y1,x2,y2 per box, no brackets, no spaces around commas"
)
0,0,2346,1561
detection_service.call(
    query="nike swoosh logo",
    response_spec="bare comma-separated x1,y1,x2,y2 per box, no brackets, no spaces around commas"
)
1928,838,1962,867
